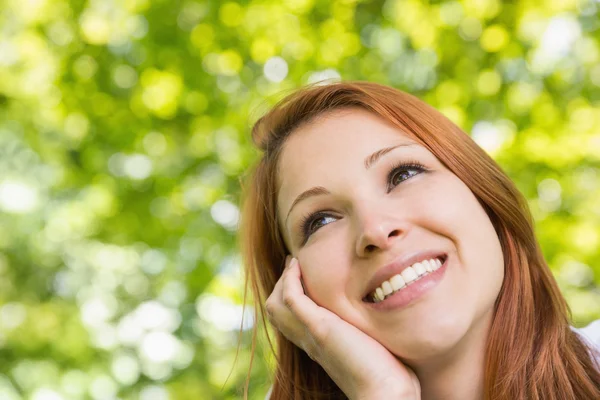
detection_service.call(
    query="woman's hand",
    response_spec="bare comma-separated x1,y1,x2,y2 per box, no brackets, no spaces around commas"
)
265,257,421,400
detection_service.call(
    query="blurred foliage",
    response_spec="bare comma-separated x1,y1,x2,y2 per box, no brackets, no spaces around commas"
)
0,0,599,399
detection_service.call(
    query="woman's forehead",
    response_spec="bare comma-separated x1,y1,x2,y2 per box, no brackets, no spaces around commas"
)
277,109,421,178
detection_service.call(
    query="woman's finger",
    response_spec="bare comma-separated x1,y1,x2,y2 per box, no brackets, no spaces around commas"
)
280,258,337,341
265,257,307,338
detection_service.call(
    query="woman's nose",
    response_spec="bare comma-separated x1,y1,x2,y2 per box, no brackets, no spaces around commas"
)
355,212,403,257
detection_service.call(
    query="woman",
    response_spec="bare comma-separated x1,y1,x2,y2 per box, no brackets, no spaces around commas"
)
239,81,600,399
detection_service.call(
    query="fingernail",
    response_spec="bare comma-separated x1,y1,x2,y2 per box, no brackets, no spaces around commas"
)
289,257,298,268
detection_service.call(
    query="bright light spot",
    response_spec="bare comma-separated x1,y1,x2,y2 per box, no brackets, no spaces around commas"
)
476,70,502,96
574,167,598,191
141,362,172,381
196,294,254,331
123,154,152,180
31,388,64,400
108,153,126,177
219,2,243,27
376,28,405,57
263,56,288,83
0,374,20,400
126,15,149,39
73,55,98,80
140,249,168,275
217,50,243,76
143,131,167,156
439,1,463,26
182,181,211,210
60,370,88,397
123,273,150,298
48,21,74,46
506,82,541,114
159,281,188,307
0,180,39,214
111,353,140,385
538,178,562,212
480,25,508,52
200,164,226,188
134,301,181,332
560,260,594,287
90,324,118,350
541,16,580,59
307,69,341,84
177,2,209,31
141,69,183,118
283,0,314,13
117,314,144,346
139,331,180,363
538,178,562,202
171,341,195,369
79,11,111,45
91,244,139,273
531,16,581,75
80,295,118,328
217,75,241,93
64,112,89,140
113,65,138,89
568,222,600,253
417,49,438,67
108,152,153,180
210,200,239,230
459,17,482,41
0,41,19,66
89,375,117,400
140,385,169,400
0,303,26,331
218,254,242,276
471,121,513,155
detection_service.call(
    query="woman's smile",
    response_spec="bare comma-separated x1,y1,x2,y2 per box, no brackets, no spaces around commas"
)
363,253,448,309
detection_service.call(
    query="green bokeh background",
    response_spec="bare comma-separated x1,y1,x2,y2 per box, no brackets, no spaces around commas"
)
0,0,599,399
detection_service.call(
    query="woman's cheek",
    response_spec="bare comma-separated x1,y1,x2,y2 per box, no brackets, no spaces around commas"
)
413,176,469,227
298,235,348,304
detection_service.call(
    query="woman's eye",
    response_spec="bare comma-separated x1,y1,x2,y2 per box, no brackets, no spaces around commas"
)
388,163,425,189
301,213,337,240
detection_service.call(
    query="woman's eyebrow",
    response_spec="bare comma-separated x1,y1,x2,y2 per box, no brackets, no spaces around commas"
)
364,143,417,169
285,186,330,225
285,143,418,224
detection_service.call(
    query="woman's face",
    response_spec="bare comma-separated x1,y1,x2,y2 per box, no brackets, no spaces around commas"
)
276,108,505,362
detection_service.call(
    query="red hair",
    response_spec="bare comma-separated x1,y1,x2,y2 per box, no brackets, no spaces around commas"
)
239,81,600,399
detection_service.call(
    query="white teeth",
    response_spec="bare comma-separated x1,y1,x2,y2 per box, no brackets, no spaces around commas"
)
373,290,383,302
413,262,427,276
390,274,406,291
401,267,418,283
370,257,445,303
423,260,433,272
381,281,393,296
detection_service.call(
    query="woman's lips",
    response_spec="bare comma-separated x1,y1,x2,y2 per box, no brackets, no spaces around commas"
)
363,251,448,300
364,255,450,311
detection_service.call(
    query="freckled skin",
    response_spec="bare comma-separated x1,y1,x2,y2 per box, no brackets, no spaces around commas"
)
277,108,504,363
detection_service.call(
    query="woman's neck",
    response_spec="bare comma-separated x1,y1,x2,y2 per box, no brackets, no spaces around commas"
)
412,311,493,400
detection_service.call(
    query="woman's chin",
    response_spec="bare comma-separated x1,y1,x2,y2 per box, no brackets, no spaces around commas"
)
382,320,471,363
